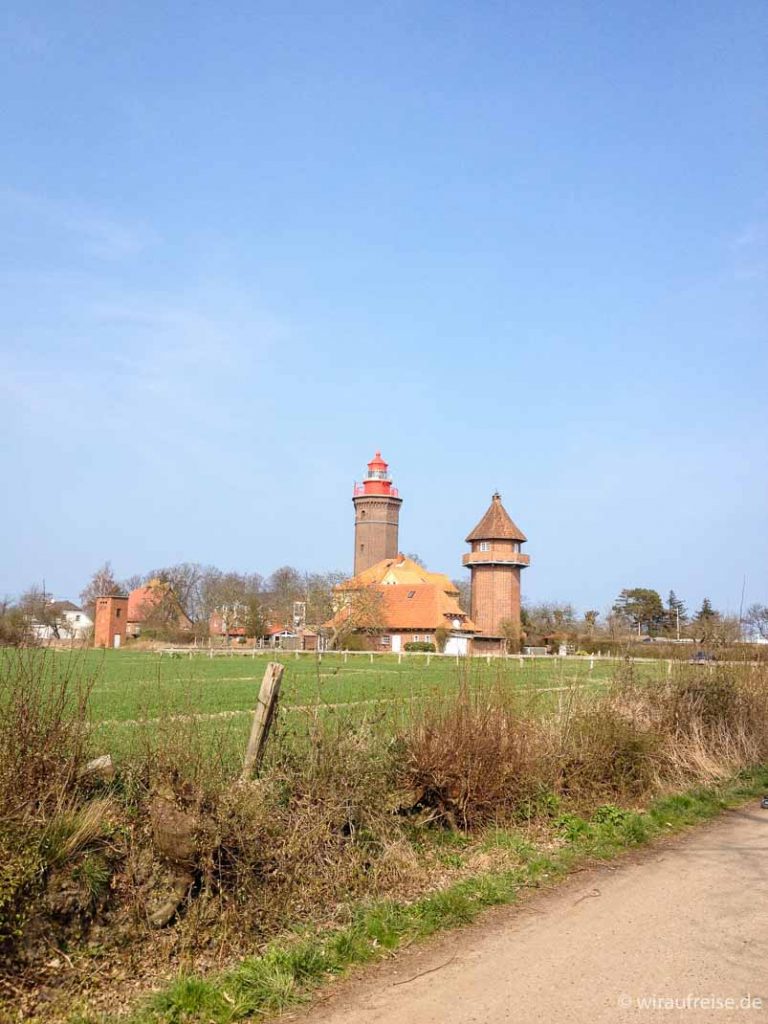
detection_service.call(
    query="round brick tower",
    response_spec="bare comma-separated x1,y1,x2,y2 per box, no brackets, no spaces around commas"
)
352,451,403,575
463,493,530,639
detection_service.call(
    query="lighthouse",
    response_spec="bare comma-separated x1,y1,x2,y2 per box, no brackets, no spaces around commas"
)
352,451,403,575
463,493,530,645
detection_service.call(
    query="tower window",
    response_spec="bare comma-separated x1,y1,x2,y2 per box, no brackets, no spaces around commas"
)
360,510,366,519
115,608,121,618
360,544,365,552
479,542,490,552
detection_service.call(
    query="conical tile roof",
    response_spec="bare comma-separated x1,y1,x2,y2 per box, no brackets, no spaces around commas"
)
465,493,527,543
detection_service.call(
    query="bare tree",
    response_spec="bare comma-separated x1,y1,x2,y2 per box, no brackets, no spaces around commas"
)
266,566,304,626
0,598,30,645
80,561,122,619
19,586,60,639
201,570,265,639
144,563,205,621
326,585,386,650
744,603,768,641
452,577,472,613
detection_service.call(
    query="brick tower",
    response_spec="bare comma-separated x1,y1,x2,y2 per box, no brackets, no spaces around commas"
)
352,451,403,575
94,595,128,649
463,493,530,641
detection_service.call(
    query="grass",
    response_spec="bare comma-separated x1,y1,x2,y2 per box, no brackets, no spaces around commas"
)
22,647,660,769
40,648,635,718
103,767,768,1024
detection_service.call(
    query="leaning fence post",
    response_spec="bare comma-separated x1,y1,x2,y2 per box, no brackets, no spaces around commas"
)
241,662,285,780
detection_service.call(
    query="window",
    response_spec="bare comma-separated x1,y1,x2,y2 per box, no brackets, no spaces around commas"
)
115,608,121,618
360,543,365,552
479,542,490,552
360,510,366,519
407,590,416,599
512,542,519,552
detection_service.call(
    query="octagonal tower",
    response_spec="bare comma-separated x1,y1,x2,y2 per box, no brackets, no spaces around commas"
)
463,492,530,639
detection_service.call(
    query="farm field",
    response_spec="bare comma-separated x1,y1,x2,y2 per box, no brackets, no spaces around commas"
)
23,647,669,762
58,648,642,717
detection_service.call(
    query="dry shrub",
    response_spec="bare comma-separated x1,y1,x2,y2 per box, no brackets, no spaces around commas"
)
107,712,417,947
658,665,768,782
397,689,550,829
201,718,411,936
0,649,93,820
558,703,661,800
0,650,112,953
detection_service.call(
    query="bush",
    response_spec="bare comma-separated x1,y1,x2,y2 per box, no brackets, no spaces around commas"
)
397,691,550,828
559,705,661,799
404,641,436,653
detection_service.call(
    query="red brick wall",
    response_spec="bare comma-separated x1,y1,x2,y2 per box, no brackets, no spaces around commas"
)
352,494,402,575
470,564,521,637
94,596,128,649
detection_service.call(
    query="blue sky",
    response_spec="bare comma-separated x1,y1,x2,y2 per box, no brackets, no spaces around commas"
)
1,0,766,617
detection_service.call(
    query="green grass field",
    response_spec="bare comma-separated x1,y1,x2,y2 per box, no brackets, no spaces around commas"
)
66,648,635,717
20,648,667,765
22,651,667,757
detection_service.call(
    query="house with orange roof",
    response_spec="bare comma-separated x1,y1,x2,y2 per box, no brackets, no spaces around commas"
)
324,554,477,654
127,579,193,638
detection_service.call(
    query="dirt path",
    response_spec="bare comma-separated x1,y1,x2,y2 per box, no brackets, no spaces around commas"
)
295,806,768,1023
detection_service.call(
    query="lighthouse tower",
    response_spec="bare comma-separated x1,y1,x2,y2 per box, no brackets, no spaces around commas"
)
352,451,403,575
463,493,530,644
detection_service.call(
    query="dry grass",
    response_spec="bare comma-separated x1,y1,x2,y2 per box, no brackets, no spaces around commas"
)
397,662,768,822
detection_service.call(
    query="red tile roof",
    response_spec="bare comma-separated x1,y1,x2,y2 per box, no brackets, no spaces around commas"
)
325,583,476,633
127,581,192,626
465,493,527,542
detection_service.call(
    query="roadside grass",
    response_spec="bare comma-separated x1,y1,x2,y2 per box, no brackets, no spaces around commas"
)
96,768,768,1024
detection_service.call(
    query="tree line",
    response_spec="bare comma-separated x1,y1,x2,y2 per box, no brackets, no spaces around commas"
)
520,589,768,646
2,563,766,648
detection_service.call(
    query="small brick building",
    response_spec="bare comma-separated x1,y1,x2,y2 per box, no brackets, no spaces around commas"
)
93,595,128,649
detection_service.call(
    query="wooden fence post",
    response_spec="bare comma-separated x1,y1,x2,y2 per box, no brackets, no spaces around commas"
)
241,662,285,780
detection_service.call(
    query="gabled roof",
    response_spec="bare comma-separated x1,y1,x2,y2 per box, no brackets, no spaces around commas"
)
465,493,527,543
49,600,82,614
341,554,458,594
127,580,192,625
